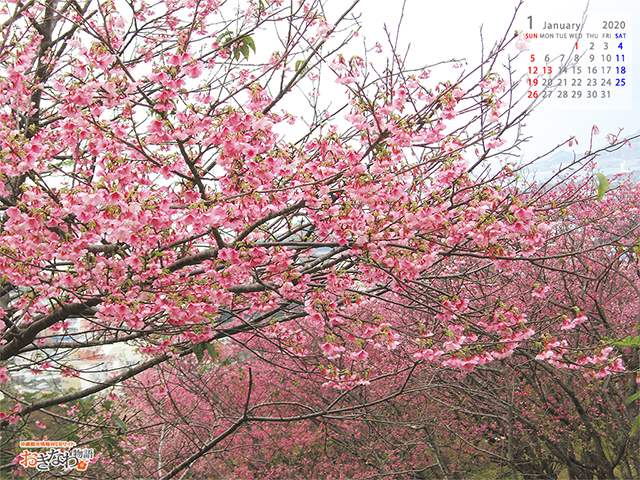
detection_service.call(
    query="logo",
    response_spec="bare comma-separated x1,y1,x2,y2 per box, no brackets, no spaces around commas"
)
19,441,95,472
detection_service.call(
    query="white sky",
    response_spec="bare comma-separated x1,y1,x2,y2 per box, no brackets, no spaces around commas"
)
352,0,638,160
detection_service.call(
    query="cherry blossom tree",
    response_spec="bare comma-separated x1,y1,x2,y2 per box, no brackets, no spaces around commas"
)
105,346,476,480
444,172,640,480
0,0,637,476
103,172,640,480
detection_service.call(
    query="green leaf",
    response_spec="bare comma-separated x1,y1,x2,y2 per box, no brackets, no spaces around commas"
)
217,30,234,45
239,43,250,60
626,391,640,404
244,35,256,53
595,173,609,200
204,342,218,360
613,335,640,348
193,342,205,362
630,414,640,436
104,435,126,456
113,415,128,434
103,436,115,452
